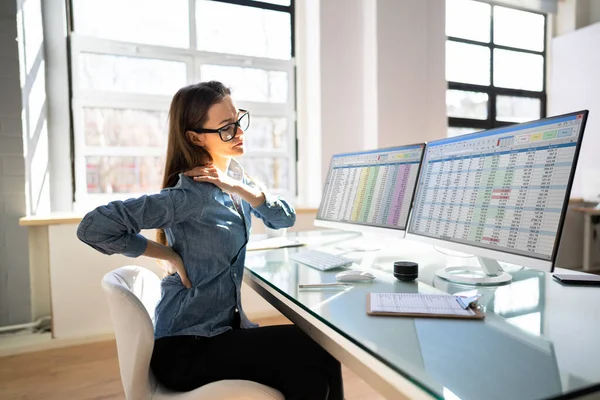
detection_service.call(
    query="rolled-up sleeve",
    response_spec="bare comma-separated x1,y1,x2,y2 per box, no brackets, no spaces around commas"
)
250,193,296,229
77,183,200,257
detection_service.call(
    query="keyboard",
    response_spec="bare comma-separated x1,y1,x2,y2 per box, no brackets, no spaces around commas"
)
289,250,353,271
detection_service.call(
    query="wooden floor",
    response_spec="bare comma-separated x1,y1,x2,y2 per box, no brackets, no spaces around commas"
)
0,316,384,400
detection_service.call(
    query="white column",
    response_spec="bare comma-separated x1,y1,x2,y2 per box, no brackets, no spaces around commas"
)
295,0,322,207
377,0,447,148
320,0,378,184
41,0,72,212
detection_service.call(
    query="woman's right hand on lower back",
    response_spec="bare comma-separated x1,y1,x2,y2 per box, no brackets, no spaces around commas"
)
144,240,192,289
159,251,192,289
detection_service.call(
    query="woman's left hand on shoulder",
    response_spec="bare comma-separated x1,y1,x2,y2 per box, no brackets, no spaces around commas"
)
184,165,237,194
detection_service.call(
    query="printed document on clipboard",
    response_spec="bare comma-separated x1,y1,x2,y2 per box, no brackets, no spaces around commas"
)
367,293,485,319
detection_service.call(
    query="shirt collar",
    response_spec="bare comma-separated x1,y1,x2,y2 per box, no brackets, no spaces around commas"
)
227,158,244,181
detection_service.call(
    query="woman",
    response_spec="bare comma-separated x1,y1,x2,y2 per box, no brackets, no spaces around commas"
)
77,81,344,399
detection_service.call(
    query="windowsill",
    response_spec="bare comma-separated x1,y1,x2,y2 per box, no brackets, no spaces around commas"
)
19,208,319,227
20,200,588,227
19,212,86,227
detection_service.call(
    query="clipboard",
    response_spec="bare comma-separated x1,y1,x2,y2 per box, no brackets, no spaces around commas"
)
366,293,485,320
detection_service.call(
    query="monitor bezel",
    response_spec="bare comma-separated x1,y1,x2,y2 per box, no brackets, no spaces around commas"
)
315,143,426,236
406,110,589,272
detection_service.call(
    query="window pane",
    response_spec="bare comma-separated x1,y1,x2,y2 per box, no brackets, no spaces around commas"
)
86,156,164,194
28,61,46,140
448,127,478,137
80,54,186,95
22,0,44,75
73,0,189,48
196,0,291,60
242,157,289,191
201,65,288,103
83,108,168,147
446,0,491,42
446,41,490,85
493,49,544,91
246,117,288,151
494,6,545,52
447,90,488,119
496,96,541,123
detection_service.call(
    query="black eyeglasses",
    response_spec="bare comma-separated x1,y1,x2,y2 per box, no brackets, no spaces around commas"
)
190,109,250,142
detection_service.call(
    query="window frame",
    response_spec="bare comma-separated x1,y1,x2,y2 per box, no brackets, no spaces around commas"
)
447,1,547,132
67,0,296,210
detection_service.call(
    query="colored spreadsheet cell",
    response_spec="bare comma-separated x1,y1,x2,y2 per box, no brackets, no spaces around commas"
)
557,128,573,138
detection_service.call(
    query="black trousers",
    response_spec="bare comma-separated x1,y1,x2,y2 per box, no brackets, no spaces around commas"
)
150,319,344,400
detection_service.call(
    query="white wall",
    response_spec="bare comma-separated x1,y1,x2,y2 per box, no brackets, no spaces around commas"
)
377,0,447,147
549,21,600,269
549,22,600,200
319,0,376,184
0,0,31,326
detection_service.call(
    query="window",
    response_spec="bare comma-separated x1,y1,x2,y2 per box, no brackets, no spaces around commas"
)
69,0,295,208
445,0,546,137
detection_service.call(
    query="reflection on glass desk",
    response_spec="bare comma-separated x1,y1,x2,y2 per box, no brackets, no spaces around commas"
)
244,230,600,400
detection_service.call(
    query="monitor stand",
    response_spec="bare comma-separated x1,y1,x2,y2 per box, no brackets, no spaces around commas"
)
436,257,512,286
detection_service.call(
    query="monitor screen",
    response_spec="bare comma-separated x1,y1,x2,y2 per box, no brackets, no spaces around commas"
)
317,144,425,232
409,111,587,262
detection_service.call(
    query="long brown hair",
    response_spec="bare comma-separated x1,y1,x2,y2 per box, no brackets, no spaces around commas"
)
156,81,231,246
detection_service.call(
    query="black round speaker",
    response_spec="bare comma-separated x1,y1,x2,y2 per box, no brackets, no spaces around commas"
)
393,261,418,282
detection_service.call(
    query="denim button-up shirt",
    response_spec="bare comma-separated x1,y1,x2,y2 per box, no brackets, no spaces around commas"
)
77,160,296,339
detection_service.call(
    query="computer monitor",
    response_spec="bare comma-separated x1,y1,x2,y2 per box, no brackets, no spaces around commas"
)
408,111,588,285
315,144,426,239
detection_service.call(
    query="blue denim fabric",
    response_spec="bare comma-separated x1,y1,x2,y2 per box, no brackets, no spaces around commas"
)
77,160,296,339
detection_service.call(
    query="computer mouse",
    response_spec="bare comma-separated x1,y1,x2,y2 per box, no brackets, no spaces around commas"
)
335,270,375,282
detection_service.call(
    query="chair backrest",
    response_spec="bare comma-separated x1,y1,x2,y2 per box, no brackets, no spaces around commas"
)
102,266,162,400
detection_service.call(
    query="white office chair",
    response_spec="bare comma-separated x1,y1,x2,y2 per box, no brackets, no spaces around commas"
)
101,265,284,400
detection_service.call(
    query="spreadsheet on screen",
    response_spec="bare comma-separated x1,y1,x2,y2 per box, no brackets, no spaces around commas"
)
318,145,425,231
409,113,586,260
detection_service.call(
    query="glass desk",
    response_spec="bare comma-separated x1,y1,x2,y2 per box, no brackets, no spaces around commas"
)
244,230,600,400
